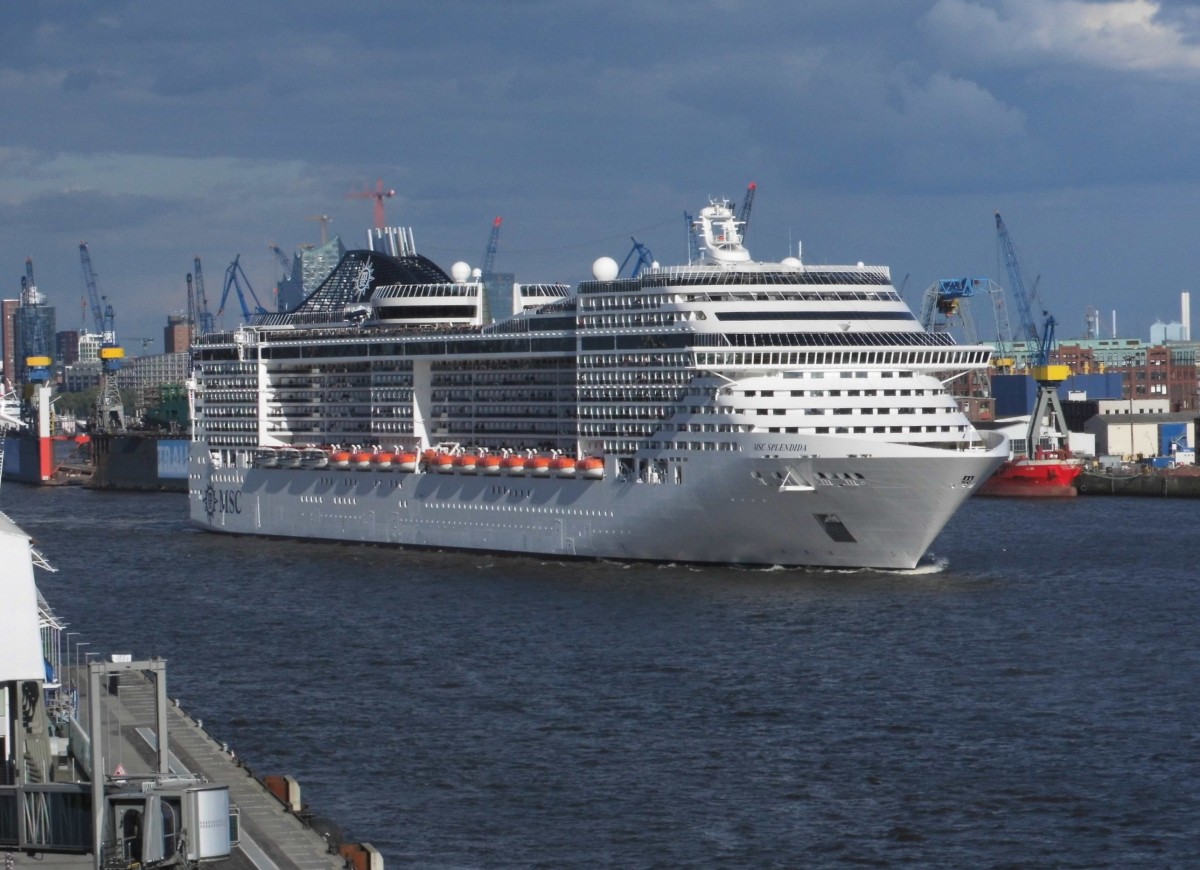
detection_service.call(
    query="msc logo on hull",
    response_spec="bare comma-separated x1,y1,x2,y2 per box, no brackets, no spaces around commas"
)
203,483,243,522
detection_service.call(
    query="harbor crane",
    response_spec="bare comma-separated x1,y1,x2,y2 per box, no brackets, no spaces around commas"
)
192,256,215,336
78,242,126,431
348,178,395,230
269,244,294,283
217,255,269,322
619,237,654,279
481,217,502,275
738,182,756,241
995,211,1070,455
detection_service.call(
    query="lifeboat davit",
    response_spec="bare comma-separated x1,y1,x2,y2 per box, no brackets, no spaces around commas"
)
434,453,456,473
551,456,577,477
481,454,503,475
502,455,527,475
331,450,352,470
301,447,330,470
373,451,395,470
581,457,604,479
456,454,480,474
529,455,552,476
397,452,418,473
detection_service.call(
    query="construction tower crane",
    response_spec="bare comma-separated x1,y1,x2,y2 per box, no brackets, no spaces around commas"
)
193,256,215,336
307,214,332,245
348,178,395,230
217,255,269,322
481,217,502,275
994,211,1070,454
619,237,654,279
738,182,757,241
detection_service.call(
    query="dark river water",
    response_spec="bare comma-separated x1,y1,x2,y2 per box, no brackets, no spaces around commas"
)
3,484,1198,868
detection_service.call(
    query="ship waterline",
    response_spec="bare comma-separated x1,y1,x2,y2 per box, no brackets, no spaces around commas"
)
193,431,1006,569
188,199,1007,569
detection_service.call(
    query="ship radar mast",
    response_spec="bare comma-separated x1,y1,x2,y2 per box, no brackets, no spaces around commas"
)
693,200,752,265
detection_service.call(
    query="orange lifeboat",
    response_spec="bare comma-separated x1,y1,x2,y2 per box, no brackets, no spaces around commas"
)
502,454,527,475
581,457,604,480
529,455,552,476
331,450,352,470
351,450,373,470
551,456,577,477
373,451,395,470
481,454,503,475
422,448,439,466
434,453,456,473
455,453,480,474
397,452,419,473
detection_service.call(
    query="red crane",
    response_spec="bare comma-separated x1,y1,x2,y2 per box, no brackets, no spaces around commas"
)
348,178,395,230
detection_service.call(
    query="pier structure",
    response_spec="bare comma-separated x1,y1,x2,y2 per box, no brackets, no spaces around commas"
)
3,510,377,870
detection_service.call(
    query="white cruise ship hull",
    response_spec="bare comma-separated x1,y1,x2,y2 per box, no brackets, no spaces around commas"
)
190,433,1006,570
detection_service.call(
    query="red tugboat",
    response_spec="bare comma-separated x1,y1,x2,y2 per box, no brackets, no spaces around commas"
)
977,447,1083,497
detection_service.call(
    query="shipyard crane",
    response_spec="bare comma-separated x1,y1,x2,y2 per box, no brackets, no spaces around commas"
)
192,256,215,336
619,237,654,279
348,178,395,230
481,217,503,275
269,244,294,282
738,182,757,241
79,243,113,341
78,242,126,429
217,255,269,322
994,211,1070,454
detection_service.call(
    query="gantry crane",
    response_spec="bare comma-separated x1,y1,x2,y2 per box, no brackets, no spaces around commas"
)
217,255,269,322
481,217,502,275
995,211,1070,454
619,237,654,279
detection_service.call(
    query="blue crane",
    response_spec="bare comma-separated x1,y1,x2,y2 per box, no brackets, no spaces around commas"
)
619,237,654,279
738,182,756,241
217,255,269,321
995,211,1056,367
481,217,502,275
78,243,111,338
193,256,215,335
994,211,1070,455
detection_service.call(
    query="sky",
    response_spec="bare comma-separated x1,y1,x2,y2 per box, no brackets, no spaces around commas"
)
3,0,1200,355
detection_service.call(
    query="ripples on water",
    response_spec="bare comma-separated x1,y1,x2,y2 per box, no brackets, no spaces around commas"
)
5,486,1198,867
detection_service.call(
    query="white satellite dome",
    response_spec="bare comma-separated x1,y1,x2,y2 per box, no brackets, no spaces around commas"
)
471,267,483,279
450,261,471,283
592,257,619,282
781,257,802,268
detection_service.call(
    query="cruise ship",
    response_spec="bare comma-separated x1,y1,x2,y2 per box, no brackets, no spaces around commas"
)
188,201,1007,569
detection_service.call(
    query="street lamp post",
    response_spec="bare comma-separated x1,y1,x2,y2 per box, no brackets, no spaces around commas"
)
1126,355,1136,459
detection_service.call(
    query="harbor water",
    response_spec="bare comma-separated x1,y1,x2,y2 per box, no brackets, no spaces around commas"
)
4,485,1197,867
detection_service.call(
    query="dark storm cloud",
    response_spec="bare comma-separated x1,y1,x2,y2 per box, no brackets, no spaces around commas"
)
0,189,175,235
2,0,1199,345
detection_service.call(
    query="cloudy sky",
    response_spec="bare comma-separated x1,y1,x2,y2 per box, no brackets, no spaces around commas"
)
3,0,1199,353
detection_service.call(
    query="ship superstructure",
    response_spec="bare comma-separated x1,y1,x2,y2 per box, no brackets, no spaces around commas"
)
189,201,1007,569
